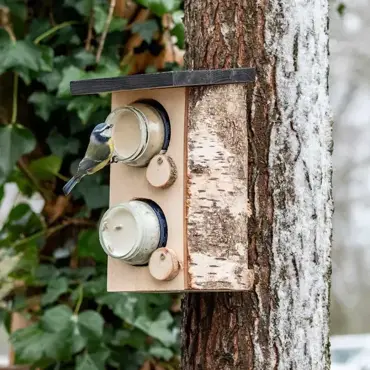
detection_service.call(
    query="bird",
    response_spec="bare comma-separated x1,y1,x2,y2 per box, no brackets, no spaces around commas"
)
63,122,114,195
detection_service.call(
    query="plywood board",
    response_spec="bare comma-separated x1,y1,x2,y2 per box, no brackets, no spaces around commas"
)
108,87,186,292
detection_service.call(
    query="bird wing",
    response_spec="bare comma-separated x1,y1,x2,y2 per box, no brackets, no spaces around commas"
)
76,141,112,176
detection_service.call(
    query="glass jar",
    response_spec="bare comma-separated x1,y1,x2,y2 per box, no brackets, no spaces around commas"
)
106,100,170,167
99,199,168,265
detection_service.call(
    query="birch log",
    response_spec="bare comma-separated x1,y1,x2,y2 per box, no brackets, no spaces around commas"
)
182,0,333,369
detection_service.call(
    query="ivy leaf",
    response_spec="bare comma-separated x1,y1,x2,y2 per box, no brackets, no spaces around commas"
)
38,46,54,72
149,345,174,360
93,4,108,34
6,168,34,197
92,4,126,34
41,277,69,305
109,17,127,32
29,155,62,180
37,55,69,92
0,41,52,84
81,55,121,81
71,276,106,302
96,293,137,325
73,173,109,209
171,11,184,49
76,353,100,370
12,245,39,281
76,349,110,370
52,26,81,47
72,50,96,68
2,203,43,238
59,266,96,282
0,124,36,184
33,264,60,285
65,0,94,16
135,0,182,16
28,92,57,121
47,131,80,157
11,324,49,364
0,308,10,330
77,230,106,263
132,20,159,44
77,310,104,344
40,304,73,331
11,305,75,364
111,328,147,349
134,311,176,347
67,96,110,124
28,19,51,41
57,66,85,98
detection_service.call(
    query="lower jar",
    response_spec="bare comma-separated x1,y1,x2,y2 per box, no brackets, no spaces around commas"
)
99,199,167,265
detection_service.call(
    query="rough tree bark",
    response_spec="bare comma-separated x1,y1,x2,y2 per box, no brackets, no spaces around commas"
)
181,1,333,369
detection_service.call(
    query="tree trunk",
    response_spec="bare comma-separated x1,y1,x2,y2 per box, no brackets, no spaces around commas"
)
181,0,333,369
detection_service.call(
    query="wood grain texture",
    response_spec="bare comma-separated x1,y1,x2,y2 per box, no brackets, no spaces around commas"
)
186,84,252,290
70,68,255,95
181,0,332,369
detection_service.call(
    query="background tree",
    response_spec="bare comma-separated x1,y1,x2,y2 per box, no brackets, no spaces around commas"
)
181,1,333,369
0,1,183,369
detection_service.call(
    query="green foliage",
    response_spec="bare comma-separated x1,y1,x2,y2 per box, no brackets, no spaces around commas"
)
132,20,160,43
29,155,63,180
136,0,182,17
0,125,36,183
0,0,183,368
337,3,346,16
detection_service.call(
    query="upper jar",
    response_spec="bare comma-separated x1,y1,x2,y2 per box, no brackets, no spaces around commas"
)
106,100,170,167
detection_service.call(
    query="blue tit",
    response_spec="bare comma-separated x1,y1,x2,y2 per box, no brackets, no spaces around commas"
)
63,122,114,195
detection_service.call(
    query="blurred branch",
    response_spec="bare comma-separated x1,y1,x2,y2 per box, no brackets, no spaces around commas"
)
17,159,52,201
11,223,67,250
10,217,95,250
64,217,96,227
96,0,116,63
74,285,84,315
34,21,78,45
85,5,95,51
0,5,16,42
11,72,18,124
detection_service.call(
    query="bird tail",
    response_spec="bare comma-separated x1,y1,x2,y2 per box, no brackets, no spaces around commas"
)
63,176,81,195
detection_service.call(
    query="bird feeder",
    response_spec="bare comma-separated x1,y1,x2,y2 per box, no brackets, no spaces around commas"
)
71,68,256,292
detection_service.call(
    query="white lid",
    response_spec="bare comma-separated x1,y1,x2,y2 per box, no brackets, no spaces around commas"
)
99,203,143,259
99,200,161,265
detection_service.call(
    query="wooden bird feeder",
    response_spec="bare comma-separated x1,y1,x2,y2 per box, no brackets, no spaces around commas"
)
70,68,256,292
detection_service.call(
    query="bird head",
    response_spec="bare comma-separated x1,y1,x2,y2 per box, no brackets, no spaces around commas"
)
91,122,113,143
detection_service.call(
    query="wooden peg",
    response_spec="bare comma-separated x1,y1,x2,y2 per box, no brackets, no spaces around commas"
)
146,154,177,188
148,247,180,281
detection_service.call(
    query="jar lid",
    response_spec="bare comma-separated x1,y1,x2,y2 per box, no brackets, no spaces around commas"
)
99,203,144,259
